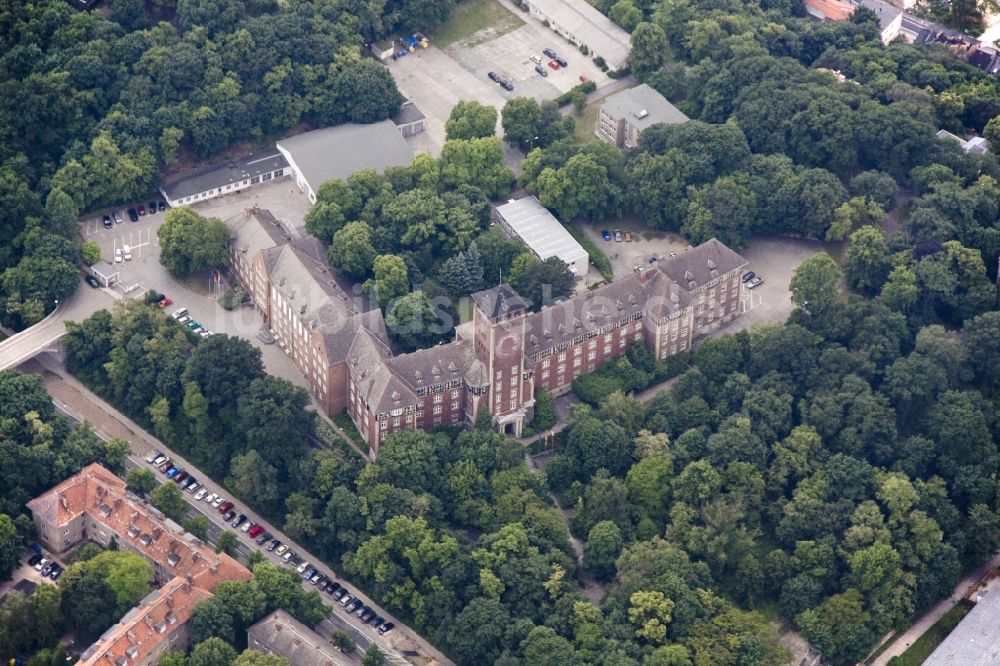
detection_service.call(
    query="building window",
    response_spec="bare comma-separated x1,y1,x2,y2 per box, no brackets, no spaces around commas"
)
434,418,442,426
510,365,518,375
451,401,459,411
587,350,596,361
434,394,443,404
496,371,503,379
392,417,400,427
573,358,581,367
380,420,388,430
451,389,460,399
509,388,517,399
510,400,517,410
433,405,443,415
542,370,550,379
603,345,612,355
380,432,387,441
558,352,566,362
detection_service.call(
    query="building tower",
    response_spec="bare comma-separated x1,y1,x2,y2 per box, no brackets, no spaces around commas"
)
470,285,533,436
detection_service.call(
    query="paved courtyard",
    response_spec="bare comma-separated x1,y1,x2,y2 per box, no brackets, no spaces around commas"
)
76,180,312,387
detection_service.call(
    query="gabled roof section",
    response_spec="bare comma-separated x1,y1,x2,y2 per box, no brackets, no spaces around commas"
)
472,284,529,321
249,610,353,666
162,152,288,201
655,238,748,291
319,309,390,365
385,339,476,392
229,207,293,260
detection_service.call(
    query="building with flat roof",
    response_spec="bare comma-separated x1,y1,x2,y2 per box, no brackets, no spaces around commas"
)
937,129,991,154
276,121,413,204
160,152,289,208
90,261,118,288
27,464,251,666
494,196,589,277
523,0,631,70
596,84,689,150
392,100,426,137
925,590,1000,664
248,610,353,666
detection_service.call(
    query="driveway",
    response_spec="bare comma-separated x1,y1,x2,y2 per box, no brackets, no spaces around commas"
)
30,354,449,666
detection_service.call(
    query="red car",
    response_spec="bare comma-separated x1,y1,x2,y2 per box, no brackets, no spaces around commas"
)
157,297,173,308
548,60,559,70
248,525,264,538
218,502,234,514
138,205,146,216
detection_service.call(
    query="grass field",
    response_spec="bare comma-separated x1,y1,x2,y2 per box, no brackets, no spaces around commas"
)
434,0,525,49
883,602,971,666
573,98,602,144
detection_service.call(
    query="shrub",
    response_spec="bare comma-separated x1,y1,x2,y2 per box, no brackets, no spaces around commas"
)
593,56,608,71
554,81,597,107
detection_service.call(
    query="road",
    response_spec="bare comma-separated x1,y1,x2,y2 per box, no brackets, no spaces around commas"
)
29,354,451,666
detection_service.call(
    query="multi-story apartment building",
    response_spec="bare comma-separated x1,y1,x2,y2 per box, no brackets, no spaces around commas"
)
27,464,251,666
595,83,689,150
225,208,748,453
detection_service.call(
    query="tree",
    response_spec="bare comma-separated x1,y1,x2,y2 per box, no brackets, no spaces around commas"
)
189,637,238,666
510,255,575,308
444,597,510,665
183,515,210,541
789,252,842,311
502,97,541,146
231,650,290,666
81,239,101,266
330,630,356,654
361,644,385,666
446,101,498,140
630,23,669,79
385,290,447,352
216,531,240,557
318,60,403,125
152,482,188,523
536,153,618,221
0,514,20,581
584,520,624,580
328,222,376,279
439,137,514,199
365,254,409,306
610,0,642,31
628,591,675,644
964,312,1000,386
157,208,229,278
227,449,281,511
825,197,884,242
844,226,892,295
849,171,897,211
520,626,579,666
125,468,156,497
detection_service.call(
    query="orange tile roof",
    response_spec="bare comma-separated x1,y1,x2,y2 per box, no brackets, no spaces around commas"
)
804,0,855,21
28,464,251,666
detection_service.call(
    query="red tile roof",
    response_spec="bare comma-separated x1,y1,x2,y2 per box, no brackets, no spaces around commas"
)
804,0,855,21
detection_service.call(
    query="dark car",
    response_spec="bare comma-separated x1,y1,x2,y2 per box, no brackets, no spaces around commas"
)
174,471,189,484
138,205,146,216
223,510,237,522
378,622,395,635
158,201,166,212
543,48,557,58
149,201,158,215
370,615,384,627
85,275,100,288
312,574,327,586
28,553,43,567
218,501,234,513
332,587,347,600
102,215,113,229
488,71,500,82
500,79,514,91
41,562,55,576
266,539,281,552
302,567,316,580
359,607,376,622
326,581,341,594
127,208,139,222
534,64,548,77
345,599,363,613
231,514,247,528
255,531,272,545
554,56,568,67
49,566,63,581
741,271,755,283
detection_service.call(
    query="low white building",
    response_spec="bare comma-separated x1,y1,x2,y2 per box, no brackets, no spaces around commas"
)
276,121,413,204
160,152,289,208
523,0,631,71
494,196,589,277
937,129,990,154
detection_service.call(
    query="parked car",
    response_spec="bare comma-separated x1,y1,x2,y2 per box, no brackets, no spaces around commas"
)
275,544,289,556
499,79,513,91
218,501,233,513
747,276,764,289
194,488,208,501
102,215,113,229
741,271,756,283
326,581,341,594
614,230,622,242
28,553,42,567
488,71,500,82
543,48,557,58
149,201,158,215
177,316,191,325
554,56,568,67
345,599,363,613
145,451,162,464
40,561,55,576
288,554,302,566
153,455,168,466
114,211,124,224
172,307,189,319
249,525,265,539
165,467,181,479
601,230,611,241
311,573,326,585
138,205,146,216
623,231,632,242
186,321,200,329
213,497,227,509
49,565,63,581
186,482,200,494
370,615,384,628
281,550,295,562
158,460,172,473
340,594,355,608
123,245,132,260
180,478,197,491
534,64,548,77
547,60,559,70
158,201,166,212
83,275,99,290
359,607,375,621
296,561,311,575
378,622,395,635
34,558,49,572
203,492,217,504
173,471,188,483
531,54,543,64
114,248,123,263
231,514,247,528
157,297,173,308
332,588,347,601
223,510,236,522
266,539,281,552
127,208,138,222
240,520,254,533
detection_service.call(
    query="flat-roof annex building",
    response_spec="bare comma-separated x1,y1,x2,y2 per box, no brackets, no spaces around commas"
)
160,152,289,208
597,84,690,150
494,196,589,277
925,589,1000,664
524,0,631,70
248,610,353,666
276,121,414,204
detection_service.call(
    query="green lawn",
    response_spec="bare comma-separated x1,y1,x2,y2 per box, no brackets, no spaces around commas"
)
573,98,602,144
883,602,971,666
434,0,525,49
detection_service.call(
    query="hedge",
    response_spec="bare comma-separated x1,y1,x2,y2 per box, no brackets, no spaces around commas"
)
554,80,597,107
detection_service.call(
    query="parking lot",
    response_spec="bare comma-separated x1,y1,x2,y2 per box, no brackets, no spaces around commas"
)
578,222,692,280
75,181,312,388
389,0,611,155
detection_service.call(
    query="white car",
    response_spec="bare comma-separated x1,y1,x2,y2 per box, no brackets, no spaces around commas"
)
199,330,211,338
172,308,189,319
186,482,201,494
747,276,764,289
241,521,254,533
275,545,289,556
531,54,542,64
296,561,311,574
123,245,132,261
177,316,191,325
194,488,208,501
203,492,217,504
114,248,123,263
212,496,225,508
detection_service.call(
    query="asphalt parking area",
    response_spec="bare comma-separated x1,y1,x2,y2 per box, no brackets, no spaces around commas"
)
730,236,825,331
579,222,691,280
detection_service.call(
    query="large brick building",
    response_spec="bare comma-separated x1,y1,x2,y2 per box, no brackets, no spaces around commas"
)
27,464,251,666
226,208,748,453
